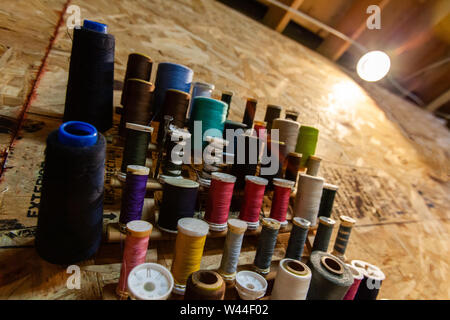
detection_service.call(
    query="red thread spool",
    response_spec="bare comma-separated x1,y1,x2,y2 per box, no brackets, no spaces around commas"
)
239,176,268,230
116,220,152,299
269,178,294,226
343,264,364,300
204,172,236,231
253,121,267,141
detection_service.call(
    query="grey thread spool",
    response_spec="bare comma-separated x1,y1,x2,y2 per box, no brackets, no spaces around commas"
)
306,155,322,176
253,218,281,275
332,216,356,261
318,183,339,218
285,217,310,260
271,119,300,154
293,173,324,227
306,251,353,300
311,216,336,252
218,219,248,281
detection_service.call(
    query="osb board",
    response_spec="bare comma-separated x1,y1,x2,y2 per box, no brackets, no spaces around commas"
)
0,0,448,299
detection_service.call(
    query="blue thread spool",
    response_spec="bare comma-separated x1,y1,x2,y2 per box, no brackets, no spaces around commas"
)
153,62,193,121
83,20,108,33
188,82,215,120
58,121,98,147
189,97,227,151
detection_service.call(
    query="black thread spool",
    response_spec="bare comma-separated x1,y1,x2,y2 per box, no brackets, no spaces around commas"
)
284,152,302,185
157,178,199,233
264,104,282,132
120,53,153,106
64,22,114,133
242,98,257,129
231,134,259,190
306,251,354,300
119,79,153,137
184,270,225,300
331,215,356,261
318,183,339,218
285,110,299,121
253,218,281,275
35,121,105,264
259,140,287,190
221,91,233,119
285,217,311,260
311,216,336,252
120,123,152,178
157,89,191,145
351,260,386,300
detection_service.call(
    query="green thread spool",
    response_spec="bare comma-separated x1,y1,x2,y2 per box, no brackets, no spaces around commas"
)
189,97,227,151
295,125,319,167
311,216,336,252
331,215,356,261
120,123,152,177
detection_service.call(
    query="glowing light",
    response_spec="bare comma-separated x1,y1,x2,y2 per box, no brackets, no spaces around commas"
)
356,51,391,82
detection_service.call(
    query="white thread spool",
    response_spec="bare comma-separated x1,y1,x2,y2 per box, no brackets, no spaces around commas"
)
127,263,174,300
235,270,267,300
293,173,324,226
271,258,312,300
271,119,300,154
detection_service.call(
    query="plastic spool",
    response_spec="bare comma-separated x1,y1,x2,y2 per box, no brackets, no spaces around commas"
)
235,270,268,300
253,218,281,275
311,216,336,252
285,110,299,121
271,259,312,300
295,125,319,168
239,176,268,230
269,178,294,226
218,219,248,281
127,263,173,300
343,264,364,300
351,260,386,300
171,218,209,295
264,104,282,131
272,118,300,154
184,270,225,300
332,215,356,260
293,173,324,227
306,155,322,176
285,217,311,260
188,82,215,119
318,183,339,218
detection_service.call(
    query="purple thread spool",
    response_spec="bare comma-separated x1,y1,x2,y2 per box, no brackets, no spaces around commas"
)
119,165,150,228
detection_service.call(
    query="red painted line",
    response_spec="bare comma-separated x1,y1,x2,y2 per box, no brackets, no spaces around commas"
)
0,0,72,178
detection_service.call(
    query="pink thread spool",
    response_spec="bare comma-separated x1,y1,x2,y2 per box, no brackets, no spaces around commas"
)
343,263,364,300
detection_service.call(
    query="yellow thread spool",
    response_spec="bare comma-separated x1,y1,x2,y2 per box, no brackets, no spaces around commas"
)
171,218,209,295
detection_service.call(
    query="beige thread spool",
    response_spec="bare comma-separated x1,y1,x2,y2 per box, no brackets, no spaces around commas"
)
271,119,300,154
271,259,312,300
306,155,322,176
293,173,324,227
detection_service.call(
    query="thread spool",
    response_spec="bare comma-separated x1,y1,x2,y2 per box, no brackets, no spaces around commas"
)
312,216,336,252
235,271,267,300
118,165,149,228
157,178,199,233
224,120,247,133
64,21,114,132
285,217,311,260
204,173,236,231
127,263,173,300
343,264,364,300
253,121,267,140
120,53,153,106
239,176,268,230
119,79,153,137
231,134,260,190
162,127,190,179
272,119,300,154
318,183,339,218
171,218,209,295
332,215,356,261
271,259,311,300
259,140,287,188
351,260,385,300
253,218,281,275
285,110,299,121
218,219,248,281
188,82,215,119
221,91,233,119
153,62,193,121
293,174,324,226
161,89,191,129
189,97,227,151
120,123,152,178
264,105,282,132
116,220,153,299
35,121,105,264
242,98,257,129
306,251,354,300
306,155,322,176
295,125,319,167
184,270,225,300
269,178,294,225
284,152,302,185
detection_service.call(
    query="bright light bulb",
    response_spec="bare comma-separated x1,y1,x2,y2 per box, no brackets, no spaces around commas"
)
356,51,391,82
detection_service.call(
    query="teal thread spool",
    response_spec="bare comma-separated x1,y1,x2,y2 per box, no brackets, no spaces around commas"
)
189,97,227,151
311,216,336,252
295,126,319,168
